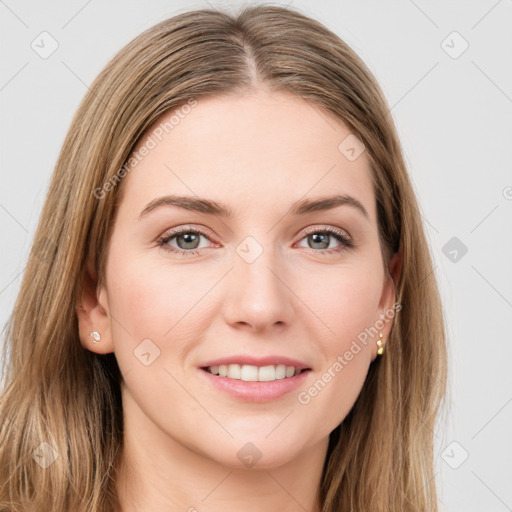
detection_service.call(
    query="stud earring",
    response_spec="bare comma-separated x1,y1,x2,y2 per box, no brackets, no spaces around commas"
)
376,332,385,355
89,331,101,343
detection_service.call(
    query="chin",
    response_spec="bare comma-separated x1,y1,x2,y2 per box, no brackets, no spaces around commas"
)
204,437,305,471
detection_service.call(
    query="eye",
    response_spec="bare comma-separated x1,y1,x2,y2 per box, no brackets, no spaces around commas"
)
156,225,353,257
295,226,353,255
157,227,215,256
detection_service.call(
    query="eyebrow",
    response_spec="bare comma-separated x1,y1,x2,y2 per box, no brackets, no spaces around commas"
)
139,193,369,220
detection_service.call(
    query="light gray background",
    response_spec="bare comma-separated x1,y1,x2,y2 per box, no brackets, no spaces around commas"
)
1,1,511,510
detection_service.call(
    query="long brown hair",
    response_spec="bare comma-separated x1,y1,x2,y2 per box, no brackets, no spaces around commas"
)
0,5,447,511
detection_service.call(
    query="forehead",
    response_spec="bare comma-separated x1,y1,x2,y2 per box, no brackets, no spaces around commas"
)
120,90,376,222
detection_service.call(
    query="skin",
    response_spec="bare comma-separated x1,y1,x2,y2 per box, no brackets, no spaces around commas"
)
77,89,400,512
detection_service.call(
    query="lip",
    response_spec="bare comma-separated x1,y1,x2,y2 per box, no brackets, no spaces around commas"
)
199,355,311,371
198,367,312,403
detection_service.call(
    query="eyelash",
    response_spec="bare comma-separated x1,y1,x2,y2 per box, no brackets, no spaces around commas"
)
156,225,354,257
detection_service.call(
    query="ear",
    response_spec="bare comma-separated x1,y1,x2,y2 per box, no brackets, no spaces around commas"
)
376,247,402,339
76,261,114,354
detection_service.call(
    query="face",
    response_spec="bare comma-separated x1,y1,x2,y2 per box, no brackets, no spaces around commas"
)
80,89,398,470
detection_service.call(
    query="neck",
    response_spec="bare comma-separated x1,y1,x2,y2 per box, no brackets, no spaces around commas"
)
115,387,328,512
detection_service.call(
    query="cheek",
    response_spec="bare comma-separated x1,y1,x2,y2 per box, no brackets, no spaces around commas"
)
105,252,221,360
301,260,383,349
293,262,382,427
298,346,371,436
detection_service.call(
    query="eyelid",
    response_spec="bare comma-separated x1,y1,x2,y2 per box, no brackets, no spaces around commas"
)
300,224,351,241
157,224,216,241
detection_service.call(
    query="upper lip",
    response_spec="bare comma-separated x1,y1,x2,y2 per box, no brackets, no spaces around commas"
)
200,355,311,370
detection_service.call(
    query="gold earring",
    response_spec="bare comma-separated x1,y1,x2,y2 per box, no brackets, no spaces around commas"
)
89,331,101,343
376,332,385,355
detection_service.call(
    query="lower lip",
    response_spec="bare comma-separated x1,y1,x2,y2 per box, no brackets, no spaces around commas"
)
198,368,311,402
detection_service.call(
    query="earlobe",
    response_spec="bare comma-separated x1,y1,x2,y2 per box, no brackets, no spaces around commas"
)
75,264,114,354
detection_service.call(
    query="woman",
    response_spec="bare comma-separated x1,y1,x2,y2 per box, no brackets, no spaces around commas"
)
0,5,447,511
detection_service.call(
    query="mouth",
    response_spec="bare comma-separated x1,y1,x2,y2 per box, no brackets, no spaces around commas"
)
198,363,312,402
201,364,311,382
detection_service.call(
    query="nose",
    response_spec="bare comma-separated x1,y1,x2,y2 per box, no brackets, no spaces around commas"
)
221,243,294,333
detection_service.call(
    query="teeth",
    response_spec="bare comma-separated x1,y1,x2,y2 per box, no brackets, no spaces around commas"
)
275,364,286,379
206,364,304,382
